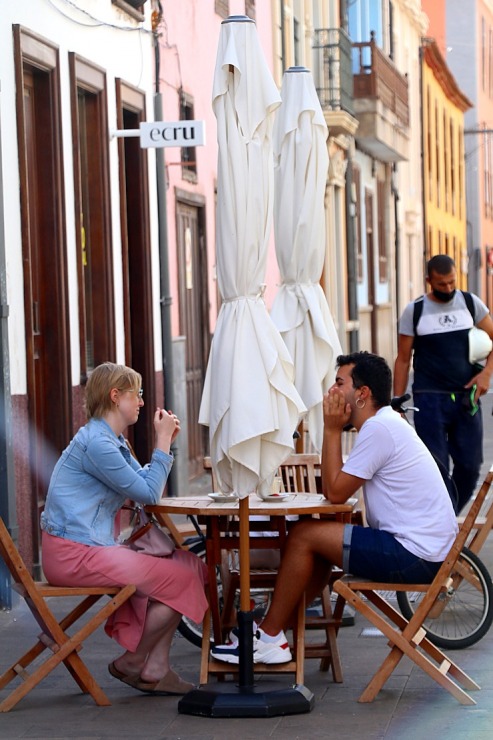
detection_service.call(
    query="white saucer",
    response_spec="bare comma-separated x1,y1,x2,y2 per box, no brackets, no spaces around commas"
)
207,492,239,503
258,493,295,503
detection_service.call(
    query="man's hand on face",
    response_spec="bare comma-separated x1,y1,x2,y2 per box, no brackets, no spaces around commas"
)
323,386,352,431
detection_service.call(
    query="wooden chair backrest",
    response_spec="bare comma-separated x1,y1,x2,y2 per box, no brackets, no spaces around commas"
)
205,453,321,494
457,466,493,540
0,517,37,592
279,453,320,494
460,467,493,554
203,456,219,491
0,517,67,637
453,465,493,558
342,428,358,460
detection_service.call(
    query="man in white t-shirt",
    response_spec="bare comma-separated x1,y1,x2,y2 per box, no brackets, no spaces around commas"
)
211,351,458,666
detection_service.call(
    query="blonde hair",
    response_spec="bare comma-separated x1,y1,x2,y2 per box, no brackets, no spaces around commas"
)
85,362,142,420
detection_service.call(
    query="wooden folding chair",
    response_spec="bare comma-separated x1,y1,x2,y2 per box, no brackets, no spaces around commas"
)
279,453,347,681
331,466,493,705
0,517,136,712
459,466,493,557
203,452,345,685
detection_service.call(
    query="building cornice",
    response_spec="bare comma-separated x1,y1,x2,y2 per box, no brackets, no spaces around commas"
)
422,37,473,112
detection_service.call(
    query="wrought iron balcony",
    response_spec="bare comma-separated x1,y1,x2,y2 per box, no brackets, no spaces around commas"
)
312,28,358,138
313,28,354,115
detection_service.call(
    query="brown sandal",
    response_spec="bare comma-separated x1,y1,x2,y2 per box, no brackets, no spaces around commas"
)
108,661,141,689
135,669,195,695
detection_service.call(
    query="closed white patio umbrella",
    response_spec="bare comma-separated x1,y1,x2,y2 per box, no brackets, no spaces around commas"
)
182,16,310,718
199,27,305,503
271,67,342,453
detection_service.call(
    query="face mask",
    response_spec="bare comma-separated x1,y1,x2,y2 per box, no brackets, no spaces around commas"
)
432,288,456,302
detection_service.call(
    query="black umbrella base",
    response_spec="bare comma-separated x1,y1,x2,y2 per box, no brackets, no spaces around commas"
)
178,681,314,718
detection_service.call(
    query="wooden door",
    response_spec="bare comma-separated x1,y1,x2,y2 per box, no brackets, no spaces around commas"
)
176,199,210,477
69,54,115,386
20,64,71,573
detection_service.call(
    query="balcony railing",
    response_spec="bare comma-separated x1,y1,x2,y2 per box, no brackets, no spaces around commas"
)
312,28,354,116
353,33,409,126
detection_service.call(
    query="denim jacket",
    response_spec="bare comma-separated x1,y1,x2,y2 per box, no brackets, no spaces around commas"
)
41,418,173,546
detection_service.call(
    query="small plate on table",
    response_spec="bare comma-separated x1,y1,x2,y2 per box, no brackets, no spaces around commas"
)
258,493,295,503
207,492,239,503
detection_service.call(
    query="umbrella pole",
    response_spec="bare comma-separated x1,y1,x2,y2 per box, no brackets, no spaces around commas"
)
239,497,252,611
238,496,254,688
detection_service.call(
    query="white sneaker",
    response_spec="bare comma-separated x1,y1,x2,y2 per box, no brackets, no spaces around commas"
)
253,628,292,664
210,641,241,664
210,623,254,664
210,626,292,665
222,620,259,648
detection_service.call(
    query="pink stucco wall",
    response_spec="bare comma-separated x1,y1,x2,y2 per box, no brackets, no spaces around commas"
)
159,2,279,337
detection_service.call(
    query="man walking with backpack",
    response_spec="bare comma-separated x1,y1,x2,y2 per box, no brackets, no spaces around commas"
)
394,254,493,512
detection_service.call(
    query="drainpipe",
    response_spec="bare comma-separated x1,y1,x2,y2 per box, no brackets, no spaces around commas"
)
0,80,17,607
153,9,178,496
345,154,359,352
391,162,400,329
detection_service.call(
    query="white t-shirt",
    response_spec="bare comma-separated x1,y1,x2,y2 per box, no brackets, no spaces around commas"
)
342,406,458,561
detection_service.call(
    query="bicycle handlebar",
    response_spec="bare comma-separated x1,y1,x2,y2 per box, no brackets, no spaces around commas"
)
390,393,411,411
390,393,420,414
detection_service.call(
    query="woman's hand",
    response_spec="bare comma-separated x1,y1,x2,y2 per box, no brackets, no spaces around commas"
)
154,408,180,452
167,410,181,443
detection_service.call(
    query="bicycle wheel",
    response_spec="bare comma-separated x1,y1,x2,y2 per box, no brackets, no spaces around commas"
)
396,547,493,649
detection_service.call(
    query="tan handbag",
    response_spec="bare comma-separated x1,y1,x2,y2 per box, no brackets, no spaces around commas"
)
122,505,175,557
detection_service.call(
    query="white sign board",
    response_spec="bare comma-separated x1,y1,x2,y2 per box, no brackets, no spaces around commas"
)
140,120,205,149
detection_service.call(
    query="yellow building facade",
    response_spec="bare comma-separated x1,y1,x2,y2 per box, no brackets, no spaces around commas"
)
422,38,472,288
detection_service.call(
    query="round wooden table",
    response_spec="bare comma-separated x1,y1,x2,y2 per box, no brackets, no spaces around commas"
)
147,493,354,640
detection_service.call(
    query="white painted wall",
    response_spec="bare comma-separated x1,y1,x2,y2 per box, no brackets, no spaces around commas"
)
0,0,158,393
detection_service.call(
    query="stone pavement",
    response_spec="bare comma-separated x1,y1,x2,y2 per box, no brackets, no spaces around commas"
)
2,395,493,738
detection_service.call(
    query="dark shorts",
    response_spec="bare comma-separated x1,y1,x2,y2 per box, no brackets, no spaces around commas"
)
343,524,443,583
